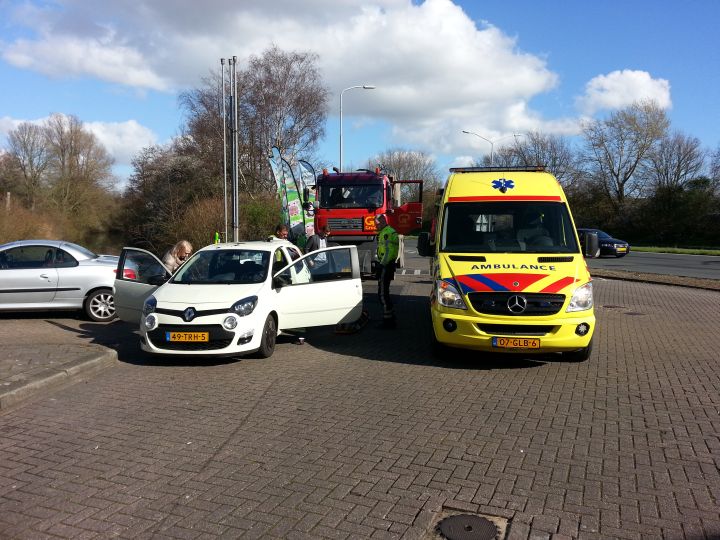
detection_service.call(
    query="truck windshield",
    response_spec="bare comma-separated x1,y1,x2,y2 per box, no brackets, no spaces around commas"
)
320,185,384,209
441,201,579,254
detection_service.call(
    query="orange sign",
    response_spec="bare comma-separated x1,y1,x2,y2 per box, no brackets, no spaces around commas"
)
364,215,377,231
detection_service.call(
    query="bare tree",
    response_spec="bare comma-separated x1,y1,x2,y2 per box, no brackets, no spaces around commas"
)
6,122,50,209
238,45,330,192
582,100,669,209
509,131,581,189
710,144,720,194
642,131,705,193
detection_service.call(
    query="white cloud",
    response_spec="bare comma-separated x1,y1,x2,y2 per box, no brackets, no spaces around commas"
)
577,70,671,115
1,0,674,160
85,120,158,166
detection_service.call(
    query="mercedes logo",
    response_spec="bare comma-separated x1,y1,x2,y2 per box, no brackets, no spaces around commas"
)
507,295,527,314
183,307,196,322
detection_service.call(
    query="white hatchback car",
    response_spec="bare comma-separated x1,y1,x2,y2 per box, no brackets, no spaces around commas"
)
113,239,363,358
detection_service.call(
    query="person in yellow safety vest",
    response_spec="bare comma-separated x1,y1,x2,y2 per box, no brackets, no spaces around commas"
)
374,214,399,329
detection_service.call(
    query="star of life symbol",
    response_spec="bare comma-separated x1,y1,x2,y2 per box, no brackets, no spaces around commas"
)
492,178,515,191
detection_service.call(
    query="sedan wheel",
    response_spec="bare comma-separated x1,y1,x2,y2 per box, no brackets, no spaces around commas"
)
257,314,277,358
85,288,116,322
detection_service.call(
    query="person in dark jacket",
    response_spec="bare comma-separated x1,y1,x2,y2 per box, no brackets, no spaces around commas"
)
304,224,331,253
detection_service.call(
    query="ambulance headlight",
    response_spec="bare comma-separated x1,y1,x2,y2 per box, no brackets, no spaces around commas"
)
436,280,467,310
567,282,593,312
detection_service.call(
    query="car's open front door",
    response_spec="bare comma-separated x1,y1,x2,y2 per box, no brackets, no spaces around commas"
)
113,247,170,325
273,245,363,329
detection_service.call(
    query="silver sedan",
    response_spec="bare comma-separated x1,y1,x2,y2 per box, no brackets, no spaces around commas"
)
0,240,119,322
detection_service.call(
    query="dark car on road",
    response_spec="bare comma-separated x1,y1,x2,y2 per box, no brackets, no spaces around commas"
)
577,228,630,257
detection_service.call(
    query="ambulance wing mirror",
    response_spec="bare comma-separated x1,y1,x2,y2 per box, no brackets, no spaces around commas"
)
583,231,600,258
417,232,433,257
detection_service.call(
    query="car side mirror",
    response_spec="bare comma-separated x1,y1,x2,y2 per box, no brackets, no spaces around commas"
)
273,273,291,288
148,274,169,286
583,231,600,258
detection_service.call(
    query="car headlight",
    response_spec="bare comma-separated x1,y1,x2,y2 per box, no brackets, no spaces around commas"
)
436,280,467,310
144,314,158,331
222,315,238,330
143,295,157,315
567,282,593,312
231,295,258,317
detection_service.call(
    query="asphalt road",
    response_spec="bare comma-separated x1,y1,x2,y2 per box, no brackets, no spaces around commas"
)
587,251,720,280
1,276,719,539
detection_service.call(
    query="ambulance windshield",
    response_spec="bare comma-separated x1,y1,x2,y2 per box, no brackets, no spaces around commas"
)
441,201,579,254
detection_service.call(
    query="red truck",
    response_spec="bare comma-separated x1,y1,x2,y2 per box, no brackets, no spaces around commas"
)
310,168,423,272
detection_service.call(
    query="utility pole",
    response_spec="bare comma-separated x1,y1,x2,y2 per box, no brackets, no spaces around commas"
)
231,56,239,242
221,58,228,242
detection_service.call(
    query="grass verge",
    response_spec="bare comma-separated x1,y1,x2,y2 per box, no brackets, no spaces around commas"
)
632,246,720,256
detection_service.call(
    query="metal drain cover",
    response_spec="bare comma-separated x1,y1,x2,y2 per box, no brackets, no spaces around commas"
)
437,514,499,540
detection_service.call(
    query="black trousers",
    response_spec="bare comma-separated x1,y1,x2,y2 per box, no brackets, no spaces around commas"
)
377,261,396,321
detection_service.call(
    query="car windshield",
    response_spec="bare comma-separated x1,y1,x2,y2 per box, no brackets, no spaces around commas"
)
441,201,579,254
171,249,270,284
320,184,384,209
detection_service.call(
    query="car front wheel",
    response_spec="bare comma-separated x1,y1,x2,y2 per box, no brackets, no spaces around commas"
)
257,314,277,358
85,288,116,322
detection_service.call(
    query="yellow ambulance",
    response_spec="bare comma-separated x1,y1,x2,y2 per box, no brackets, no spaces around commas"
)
417,166,599,361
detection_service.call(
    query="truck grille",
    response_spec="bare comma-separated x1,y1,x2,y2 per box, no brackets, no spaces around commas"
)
328,218,363,231
467,292,565,316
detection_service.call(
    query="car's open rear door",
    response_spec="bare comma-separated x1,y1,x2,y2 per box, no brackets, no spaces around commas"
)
113,247,170,325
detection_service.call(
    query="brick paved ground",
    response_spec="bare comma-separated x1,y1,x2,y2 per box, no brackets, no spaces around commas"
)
0,276,718,539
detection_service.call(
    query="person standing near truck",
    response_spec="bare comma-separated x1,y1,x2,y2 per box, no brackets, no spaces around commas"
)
374,214,399,329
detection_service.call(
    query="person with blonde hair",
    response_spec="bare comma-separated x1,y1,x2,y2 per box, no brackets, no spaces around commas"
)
163,240,193,273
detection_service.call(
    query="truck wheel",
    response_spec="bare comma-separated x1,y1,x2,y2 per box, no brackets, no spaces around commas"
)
257,314,277,358
563,338,593,362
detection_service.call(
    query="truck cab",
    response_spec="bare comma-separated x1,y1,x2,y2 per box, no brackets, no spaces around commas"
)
313,169,423,243
417,167,599,361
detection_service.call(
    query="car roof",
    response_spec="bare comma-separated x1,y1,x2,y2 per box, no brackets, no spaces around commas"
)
0,240,102,260
197,239,298,254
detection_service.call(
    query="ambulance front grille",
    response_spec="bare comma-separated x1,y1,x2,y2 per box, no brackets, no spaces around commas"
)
467,292,565,316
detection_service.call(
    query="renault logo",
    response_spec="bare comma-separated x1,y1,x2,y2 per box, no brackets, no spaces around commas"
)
183,307,196,322
507,295,527,314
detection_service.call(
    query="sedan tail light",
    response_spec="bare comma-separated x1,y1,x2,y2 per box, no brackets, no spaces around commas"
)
123,268,137,280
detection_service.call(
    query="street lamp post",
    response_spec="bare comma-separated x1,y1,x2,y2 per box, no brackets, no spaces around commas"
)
340,85,376,172
462,130,520,166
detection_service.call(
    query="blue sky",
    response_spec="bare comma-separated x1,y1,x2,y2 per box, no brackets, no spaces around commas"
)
1,0,718,186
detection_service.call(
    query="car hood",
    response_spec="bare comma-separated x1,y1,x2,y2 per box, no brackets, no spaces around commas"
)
154,282,264,306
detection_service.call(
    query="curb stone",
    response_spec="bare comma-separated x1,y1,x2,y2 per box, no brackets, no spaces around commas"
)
0,349,118,412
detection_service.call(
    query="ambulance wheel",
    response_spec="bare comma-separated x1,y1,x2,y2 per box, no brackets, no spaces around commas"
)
563,338,593,362
257,314,277,358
